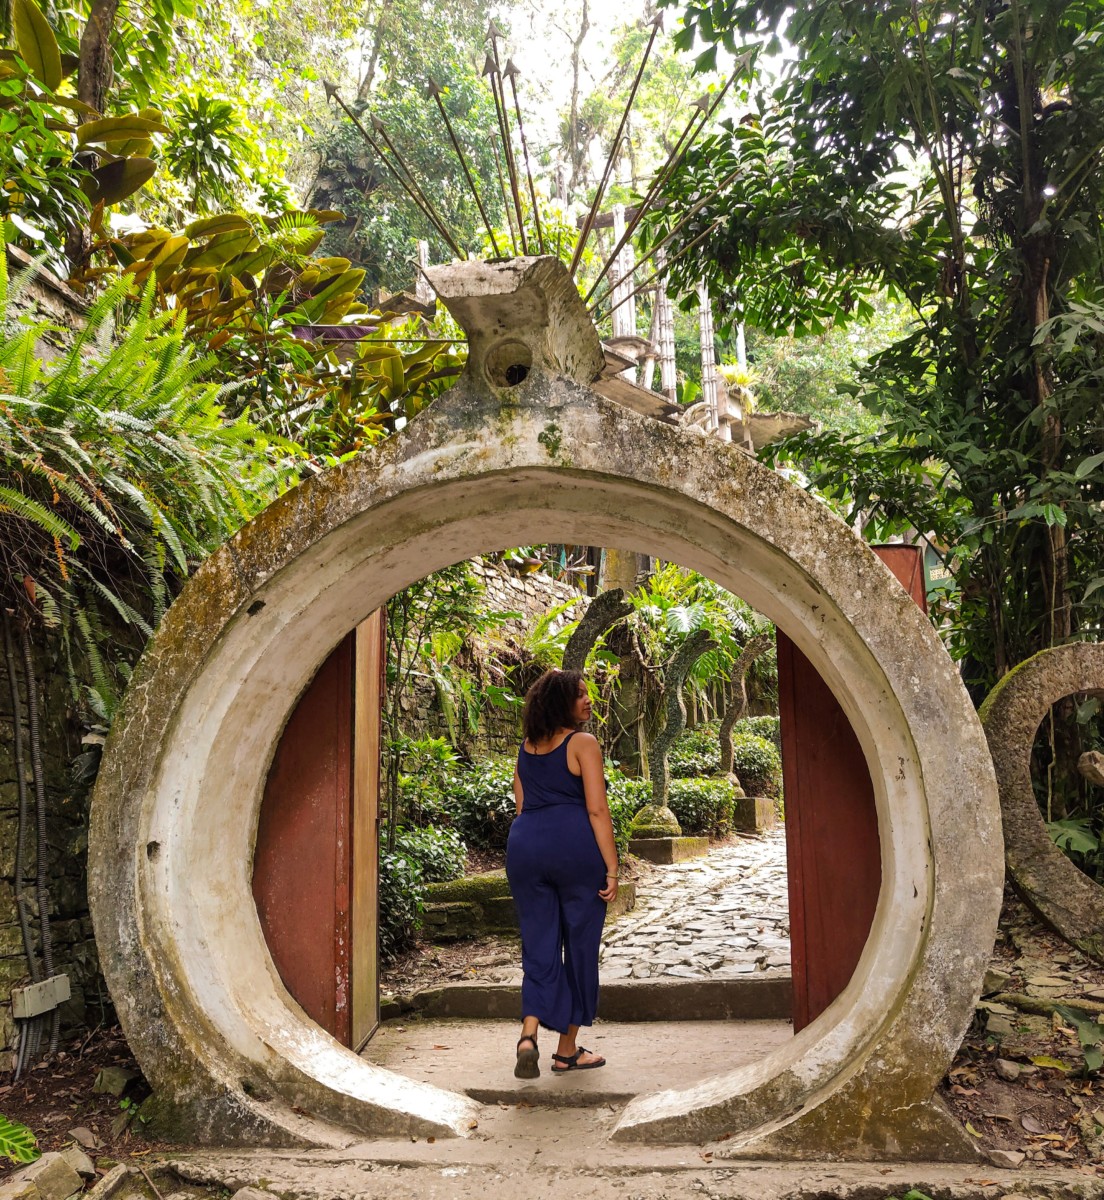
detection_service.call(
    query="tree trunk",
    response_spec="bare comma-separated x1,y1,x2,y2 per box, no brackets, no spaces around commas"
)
648,629,714,809
78,0,119,116
718,634,771,776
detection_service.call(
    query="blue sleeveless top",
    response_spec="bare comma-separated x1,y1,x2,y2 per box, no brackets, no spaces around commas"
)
516,732,586,811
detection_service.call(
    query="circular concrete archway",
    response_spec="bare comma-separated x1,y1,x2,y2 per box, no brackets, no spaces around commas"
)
88,259,1002,1160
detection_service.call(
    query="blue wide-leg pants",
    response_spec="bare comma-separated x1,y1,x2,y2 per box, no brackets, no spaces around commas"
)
505,804,608,1033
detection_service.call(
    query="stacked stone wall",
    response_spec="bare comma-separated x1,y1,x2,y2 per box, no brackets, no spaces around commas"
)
397,559,585,758
0,631,107,1058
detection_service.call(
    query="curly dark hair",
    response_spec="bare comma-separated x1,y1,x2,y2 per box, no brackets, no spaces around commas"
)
522,669,585,744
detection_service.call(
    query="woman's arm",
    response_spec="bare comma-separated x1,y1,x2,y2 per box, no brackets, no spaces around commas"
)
572,733,619,902
513,768,524,815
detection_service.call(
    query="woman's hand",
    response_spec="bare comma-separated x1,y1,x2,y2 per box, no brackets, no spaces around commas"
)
599,874,619,903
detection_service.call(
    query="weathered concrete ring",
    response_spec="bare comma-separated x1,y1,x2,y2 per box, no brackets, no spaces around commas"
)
88,257,1002,1159
980,643,1104,962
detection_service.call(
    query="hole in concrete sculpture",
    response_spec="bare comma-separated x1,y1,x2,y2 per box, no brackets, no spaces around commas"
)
484,339,532,388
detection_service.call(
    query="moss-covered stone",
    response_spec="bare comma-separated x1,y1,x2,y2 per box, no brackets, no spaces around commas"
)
629,803,681,837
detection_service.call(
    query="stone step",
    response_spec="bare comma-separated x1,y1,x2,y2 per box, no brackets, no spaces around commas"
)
383,973,792,1023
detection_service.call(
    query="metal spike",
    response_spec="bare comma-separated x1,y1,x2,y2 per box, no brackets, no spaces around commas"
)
569,16,663,277
588,168,741,315
427,77,444,97
323,79,339,102
584,67,742,304
428,81,503,257
484,32,528,253
482,53,498,77
325,83,464,258
491,140,519,254
505,59,545,254
485,18,506,40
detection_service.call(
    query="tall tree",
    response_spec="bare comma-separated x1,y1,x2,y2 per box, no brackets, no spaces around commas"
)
654,0,1104,694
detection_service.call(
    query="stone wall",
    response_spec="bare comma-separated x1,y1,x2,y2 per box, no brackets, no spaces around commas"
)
0,629,107,1059
1,252,105,1059
397,559,584,758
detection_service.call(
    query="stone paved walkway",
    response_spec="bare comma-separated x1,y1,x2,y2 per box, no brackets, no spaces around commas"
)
599,830,789,982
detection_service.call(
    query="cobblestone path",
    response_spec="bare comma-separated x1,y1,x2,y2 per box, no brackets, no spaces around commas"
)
600,831,790,981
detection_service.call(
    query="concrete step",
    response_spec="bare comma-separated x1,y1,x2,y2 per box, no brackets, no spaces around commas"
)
383,973,792,1023
360,1016,793,1107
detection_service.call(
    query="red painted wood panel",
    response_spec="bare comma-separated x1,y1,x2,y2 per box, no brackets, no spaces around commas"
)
253,635,354,1045
782,545,926,1032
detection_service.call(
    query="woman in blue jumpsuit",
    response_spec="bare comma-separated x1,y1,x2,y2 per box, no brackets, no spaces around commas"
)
505,669,620,1078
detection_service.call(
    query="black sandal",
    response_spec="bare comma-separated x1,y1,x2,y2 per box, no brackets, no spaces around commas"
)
514,1034,539,1079
551,1046,605,1072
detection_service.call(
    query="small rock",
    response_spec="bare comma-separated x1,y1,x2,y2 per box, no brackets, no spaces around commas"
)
1078,750,1104,787
0,1178,38,1200
60,1144,95,1179
67,1126,100,1150
995,1058,1021,1082
984,1149,1026,1168
231,1189,275,1200
986,1013,1015,1037
981,967,1012,996
11,1152,83,1200
93,1065,136,1097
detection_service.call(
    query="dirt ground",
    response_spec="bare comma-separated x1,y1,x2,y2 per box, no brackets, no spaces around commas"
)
938,891,1104,1175
0,1024,168,1181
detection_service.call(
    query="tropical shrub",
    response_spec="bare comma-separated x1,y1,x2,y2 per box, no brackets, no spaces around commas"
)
448,756,517,850
734,715,781,749
392,825,466,885
378,843,423,961
668,777,736,837
731,733,782,798
605,771,650,855
0,255,296,716
669,723,721,777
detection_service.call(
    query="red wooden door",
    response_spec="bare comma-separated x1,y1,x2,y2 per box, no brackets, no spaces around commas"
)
253,634,356,1043
252,615,384,1048
781,545,926,1032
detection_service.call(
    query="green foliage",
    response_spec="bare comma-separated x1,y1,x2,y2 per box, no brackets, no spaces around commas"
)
668,776,736,836
657,0,1104,703
378,843,423,961
1054,1005,1104,1076
1047,817,1103,880
605,770,651,854
164,92,253,214
734,714,780,748
0,1113,39,1164
0,253,295,715
669,724,721,777
392,824,466,884
730,732,782,798
0,26,163,273
446,756,517,851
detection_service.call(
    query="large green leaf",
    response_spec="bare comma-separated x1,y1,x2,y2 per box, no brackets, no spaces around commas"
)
12,0,61,90
184,214,251,240
82,158,157,205
0,1113,40,1164
76,116,167,146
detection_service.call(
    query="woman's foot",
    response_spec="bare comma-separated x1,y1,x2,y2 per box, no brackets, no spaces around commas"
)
551,1045,605,1072
514,1034,540,1079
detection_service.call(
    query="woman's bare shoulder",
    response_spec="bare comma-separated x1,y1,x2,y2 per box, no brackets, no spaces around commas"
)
571,731,602,753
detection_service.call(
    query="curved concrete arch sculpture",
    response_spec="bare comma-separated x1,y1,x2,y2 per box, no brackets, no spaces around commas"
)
980,642,1104,963
88,257,1002,1159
